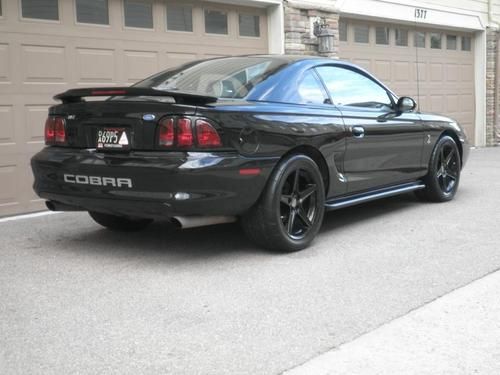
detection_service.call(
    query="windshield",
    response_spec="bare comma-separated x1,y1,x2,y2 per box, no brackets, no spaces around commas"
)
134,57,289,99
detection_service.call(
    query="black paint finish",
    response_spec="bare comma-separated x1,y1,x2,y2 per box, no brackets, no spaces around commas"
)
31,56,469,220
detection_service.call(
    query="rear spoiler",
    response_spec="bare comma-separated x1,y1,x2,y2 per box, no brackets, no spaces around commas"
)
53,87,217,105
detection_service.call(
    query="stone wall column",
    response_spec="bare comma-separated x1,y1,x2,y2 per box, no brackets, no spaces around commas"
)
495,30,500,146
283,0,339,58
486,28,498,146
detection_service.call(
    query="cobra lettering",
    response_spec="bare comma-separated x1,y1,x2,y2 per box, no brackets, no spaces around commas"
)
63,174,132,188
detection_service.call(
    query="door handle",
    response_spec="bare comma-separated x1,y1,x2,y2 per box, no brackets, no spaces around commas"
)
351,126,365,138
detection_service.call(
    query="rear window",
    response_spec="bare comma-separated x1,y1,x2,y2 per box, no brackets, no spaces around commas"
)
134,57,288,99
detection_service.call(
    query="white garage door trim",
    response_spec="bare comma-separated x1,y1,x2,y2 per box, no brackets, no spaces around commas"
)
338,0,487,146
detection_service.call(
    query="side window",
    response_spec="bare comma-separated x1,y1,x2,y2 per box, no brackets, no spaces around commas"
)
315,66,392,110
289,70,329,105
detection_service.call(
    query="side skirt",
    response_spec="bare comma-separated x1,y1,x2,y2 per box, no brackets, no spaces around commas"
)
324,182,425,211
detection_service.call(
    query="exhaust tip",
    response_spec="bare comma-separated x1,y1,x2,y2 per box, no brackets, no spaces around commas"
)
45,201,56,211
170,217,182,228
172,215,236,229
45,200,82,212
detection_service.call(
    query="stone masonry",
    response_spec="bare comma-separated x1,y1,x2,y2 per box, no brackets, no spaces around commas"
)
283,0,339,58
486,28,499,146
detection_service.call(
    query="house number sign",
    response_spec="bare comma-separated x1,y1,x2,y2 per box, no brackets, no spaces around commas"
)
414,8,427,19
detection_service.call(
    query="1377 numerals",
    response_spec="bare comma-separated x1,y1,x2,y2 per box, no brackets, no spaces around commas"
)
415,8,427,19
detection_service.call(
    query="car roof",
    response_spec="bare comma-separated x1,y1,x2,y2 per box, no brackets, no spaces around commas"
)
209,54,362,70
220,54,330,64
232,55,398,102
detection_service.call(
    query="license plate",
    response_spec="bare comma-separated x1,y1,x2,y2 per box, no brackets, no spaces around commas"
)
96,128,130,150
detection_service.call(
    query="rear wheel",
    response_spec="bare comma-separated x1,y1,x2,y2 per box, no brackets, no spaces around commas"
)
241,154,325,252
416,135,461,202
89,211,153,231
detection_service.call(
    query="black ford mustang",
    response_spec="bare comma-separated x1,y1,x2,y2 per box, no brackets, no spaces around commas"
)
31,55,469,252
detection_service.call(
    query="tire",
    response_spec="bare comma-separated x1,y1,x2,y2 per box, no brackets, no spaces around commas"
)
88,211,153,232
416,135,461,202
241,154,325,252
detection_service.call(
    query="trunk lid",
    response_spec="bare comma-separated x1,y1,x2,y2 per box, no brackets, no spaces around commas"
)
49,100,199,150
49,87,217,150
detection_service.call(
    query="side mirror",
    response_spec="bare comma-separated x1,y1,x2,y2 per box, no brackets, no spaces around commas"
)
396,96,417,112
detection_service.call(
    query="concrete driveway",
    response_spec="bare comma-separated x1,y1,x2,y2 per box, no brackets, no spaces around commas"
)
1,147,499,375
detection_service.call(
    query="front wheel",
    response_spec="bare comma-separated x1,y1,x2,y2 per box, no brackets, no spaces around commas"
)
416,135,461,202
89,211,153,232
241,154,325,252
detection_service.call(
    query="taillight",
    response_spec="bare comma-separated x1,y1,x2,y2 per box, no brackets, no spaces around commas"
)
196,119,222,147
45,116,66,145
158,118,174,146
54,117,66,143
44,117,55,144
157,117,222,149
177,118,193,147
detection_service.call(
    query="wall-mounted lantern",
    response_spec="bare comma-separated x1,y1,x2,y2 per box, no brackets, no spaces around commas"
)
313,17,335,54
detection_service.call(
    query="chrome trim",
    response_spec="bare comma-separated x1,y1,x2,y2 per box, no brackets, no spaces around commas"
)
352,126,365,139
172,215,236,229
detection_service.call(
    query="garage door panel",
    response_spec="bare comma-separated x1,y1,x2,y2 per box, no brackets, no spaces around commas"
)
124,51,159,83
352,58,371,71
394,61,411,82
430,63,443,82
76,48,115,83
19,157,42,203
446,64,459,81
446,95,459,113
164,52,198,69
460,94,475,112
419,95,430,112
25,105,50,144
461,65,473,81
21,45,66,83
0,105,15,144
373,60,391,81
0,43,11,83
429,95,444,113
413,62,427,81
0,162,18,207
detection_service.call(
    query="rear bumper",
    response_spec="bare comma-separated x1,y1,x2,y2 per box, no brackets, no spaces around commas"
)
31,147,277,219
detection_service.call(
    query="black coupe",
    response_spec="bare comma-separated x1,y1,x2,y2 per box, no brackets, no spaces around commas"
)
31,55,469,251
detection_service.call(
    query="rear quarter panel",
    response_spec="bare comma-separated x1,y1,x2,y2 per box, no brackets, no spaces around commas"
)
196,101,348,197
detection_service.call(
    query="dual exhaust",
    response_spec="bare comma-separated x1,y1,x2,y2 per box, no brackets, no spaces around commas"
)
46,200,236,229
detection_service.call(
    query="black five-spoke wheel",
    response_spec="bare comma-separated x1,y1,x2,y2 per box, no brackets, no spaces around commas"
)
417,135,461,202
241,154,325,252
435,142,460,194
280,168,319,240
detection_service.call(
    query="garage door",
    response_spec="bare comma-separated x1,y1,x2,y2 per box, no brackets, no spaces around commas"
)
338,18,475,144
0,0,268,217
